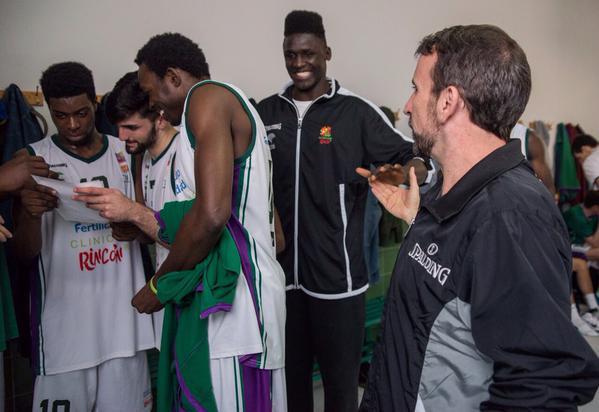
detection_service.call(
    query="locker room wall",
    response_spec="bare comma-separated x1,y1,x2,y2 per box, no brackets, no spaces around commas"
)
1,0,598,137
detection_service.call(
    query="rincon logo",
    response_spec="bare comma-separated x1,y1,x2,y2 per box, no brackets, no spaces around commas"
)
427,243,439,255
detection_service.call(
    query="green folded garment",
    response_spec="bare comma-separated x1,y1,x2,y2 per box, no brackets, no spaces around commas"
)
155,200,241,412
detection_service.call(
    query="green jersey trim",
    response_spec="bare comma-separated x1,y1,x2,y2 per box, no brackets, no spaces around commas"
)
37,256,48,375
170,152,178,196
183,81,256,165
51,134,109,163
152,132,179,166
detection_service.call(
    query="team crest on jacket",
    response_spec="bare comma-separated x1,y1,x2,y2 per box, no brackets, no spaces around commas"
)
319,126,333,144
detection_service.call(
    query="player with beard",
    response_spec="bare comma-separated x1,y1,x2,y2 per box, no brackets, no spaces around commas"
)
359,25,599,411
72,72,182,246
106,72,179,160
104,71,178,263
105,71,179,350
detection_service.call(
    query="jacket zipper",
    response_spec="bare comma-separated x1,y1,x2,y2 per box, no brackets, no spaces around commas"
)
279,95,324,288
293,116,302,287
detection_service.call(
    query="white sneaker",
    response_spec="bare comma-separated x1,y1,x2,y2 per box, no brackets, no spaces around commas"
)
582,312,599,332
573,315,599,336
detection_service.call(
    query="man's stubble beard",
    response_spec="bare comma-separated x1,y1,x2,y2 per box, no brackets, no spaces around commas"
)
410,100,440,158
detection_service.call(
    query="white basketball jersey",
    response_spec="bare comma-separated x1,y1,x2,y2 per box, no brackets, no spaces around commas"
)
173,80,286,369
28,135,154,375
141,133,180,269
141,133,180,350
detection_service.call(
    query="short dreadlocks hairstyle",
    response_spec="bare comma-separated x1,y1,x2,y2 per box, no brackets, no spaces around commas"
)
135,32,210,79
40,62,96,104
284,10,326,41
105,72,158,124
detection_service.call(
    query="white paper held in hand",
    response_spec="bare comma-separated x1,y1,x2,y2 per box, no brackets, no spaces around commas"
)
32,175,108,223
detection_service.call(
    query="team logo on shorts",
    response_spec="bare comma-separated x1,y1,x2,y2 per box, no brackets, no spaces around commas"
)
319,126,333,144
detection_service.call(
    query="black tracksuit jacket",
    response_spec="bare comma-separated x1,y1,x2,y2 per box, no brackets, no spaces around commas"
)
361,140,599,411
258,79,416,298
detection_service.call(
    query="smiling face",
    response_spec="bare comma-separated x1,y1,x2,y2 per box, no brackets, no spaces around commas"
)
48,93,97,146
403,53,442,157
138,64,184,126
283,33,331,101
116,112,157,154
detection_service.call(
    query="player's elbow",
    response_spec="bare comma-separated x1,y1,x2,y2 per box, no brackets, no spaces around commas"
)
190,205,230,243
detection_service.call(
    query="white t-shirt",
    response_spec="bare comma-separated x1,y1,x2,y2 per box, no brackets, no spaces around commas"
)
293,99,313,118
583,148,599,189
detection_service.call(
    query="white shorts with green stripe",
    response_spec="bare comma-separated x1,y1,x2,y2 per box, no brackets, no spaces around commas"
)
210,356,286,412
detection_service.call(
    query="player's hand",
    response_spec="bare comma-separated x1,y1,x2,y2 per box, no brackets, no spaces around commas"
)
20,184,58,218
356,163,406,186
132,283,164,314
0,215,12,242
73,187,135,222
359,166,420,224
110,222,142,241
0,154,52,192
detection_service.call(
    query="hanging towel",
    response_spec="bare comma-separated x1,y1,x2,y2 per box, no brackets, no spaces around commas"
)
554,123,580,204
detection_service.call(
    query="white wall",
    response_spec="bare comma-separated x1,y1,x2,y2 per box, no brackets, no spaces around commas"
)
1,0,598,137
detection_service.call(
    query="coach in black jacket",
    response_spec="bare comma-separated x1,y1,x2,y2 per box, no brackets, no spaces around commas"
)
258,10,426,412
360,24,599,411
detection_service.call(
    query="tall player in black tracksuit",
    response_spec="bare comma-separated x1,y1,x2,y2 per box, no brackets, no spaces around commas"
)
258,10,427,412
359,24,599,411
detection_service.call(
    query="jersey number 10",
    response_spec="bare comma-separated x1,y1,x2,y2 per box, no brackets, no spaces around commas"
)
40,399,70,412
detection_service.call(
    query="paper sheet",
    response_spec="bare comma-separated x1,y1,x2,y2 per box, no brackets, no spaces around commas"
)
32,176,108,223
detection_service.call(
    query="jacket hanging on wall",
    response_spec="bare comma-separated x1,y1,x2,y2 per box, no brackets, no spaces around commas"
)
0,84,46,358
0,84,45,165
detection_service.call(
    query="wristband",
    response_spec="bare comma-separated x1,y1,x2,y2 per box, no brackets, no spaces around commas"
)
149,275,158,295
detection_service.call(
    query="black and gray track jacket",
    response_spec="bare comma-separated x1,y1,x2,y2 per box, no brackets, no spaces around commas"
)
361,140,599,411
258,79,416,298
